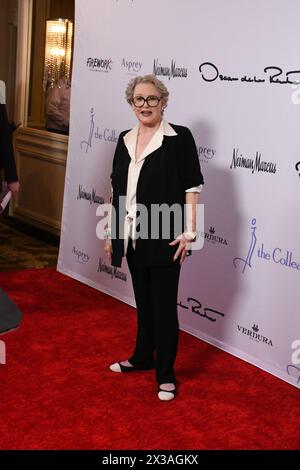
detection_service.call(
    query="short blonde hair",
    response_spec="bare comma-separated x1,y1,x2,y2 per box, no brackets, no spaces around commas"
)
125,74,169,106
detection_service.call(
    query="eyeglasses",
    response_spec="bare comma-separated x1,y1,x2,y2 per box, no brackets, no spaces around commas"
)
132,95,161,108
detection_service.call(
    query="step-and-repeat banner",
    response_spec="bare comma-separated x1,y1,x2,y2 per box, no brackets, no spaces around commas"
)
58,0,300,388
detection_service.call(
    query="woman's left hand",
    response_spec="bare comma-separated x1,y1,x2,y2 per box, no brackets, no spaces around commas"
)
169,234,191,265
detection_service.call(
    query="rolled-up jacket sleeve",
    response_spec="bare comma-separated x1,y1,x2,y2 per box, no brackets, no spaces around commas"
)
179,127,204,190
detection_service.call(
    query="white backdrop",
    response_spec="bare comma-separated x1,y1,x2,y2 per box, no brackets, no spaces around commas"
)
57,0,300,389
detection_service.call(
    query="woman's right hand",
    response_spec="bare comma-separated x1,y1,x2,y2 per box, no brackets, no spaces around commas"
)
104,238,112,263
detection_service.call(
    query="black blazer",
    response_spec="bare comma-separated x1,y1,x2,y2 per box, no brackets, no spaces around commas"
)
110,124,204,267
0,104,18,183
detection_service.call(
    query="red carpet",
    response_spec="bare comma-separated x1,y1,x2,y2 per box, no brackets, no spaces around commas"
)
0,267,299,450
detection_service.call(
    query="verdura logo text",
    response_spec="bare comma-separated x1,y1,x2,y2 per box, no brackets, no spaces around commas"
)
237,325,273,346
86,58,112,71
199,226,228,246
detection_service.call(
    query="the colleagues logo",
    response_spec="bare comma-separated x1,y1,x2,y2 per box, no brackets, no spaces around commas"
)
237,323,273,347
97,257,127,281
287,340,300,386
199,226,228,247
230,148,277,175
80,108,118,153
72,246,90,265
233,218,257,273
153,58,187,80
233,218,300,273
197,145,216,163
77,184,105,205
296,161,300,179
121,58,142,74
86,57,113,72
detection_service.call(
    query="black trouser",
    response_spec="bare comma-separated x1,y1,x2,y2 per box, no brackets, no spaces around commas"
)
126,238,181,385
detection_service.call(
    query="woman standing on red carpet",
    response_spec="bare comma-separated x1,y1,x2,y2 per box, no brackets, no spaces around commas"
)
104,75,204,401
